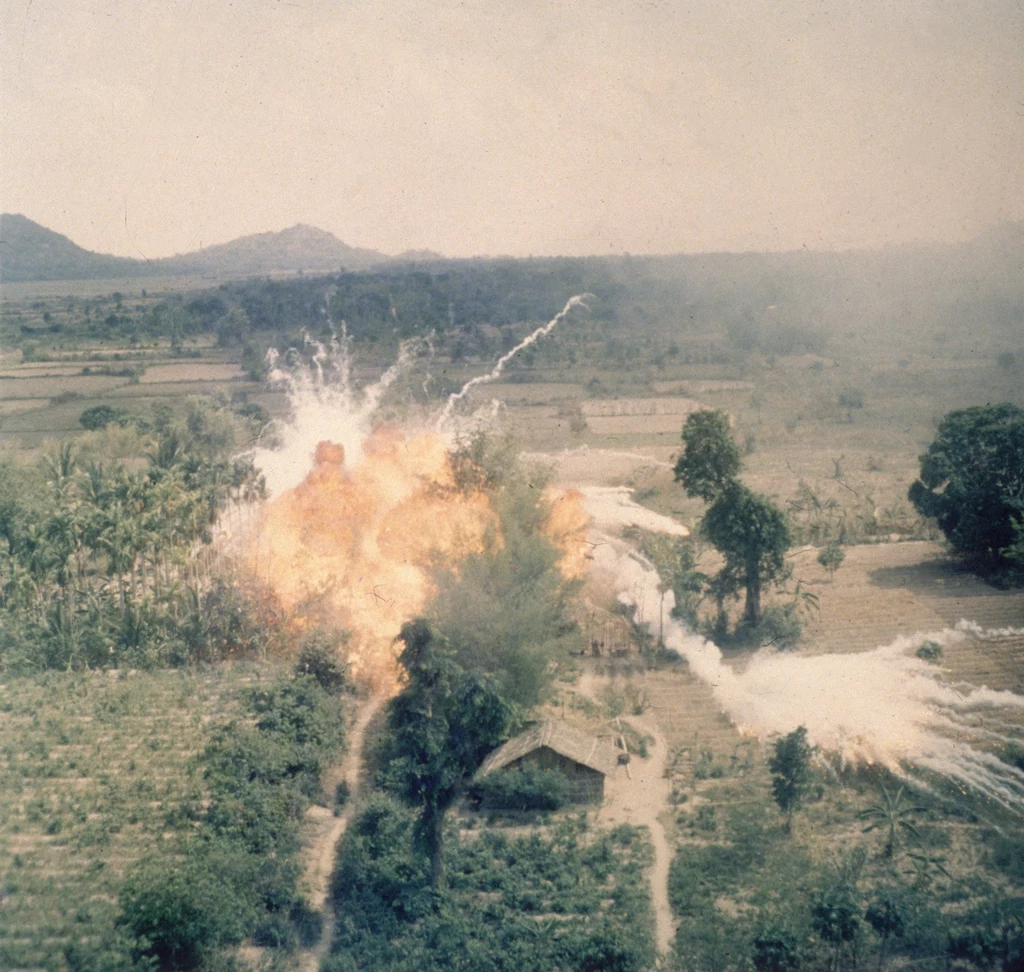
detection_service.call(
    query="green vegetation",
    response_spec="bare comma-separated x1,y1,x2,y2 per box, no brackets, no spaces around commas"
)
909,403,1024,572
432,434,580,706
673,409,741,502
380,620,518,890
1,235,1022,971
769,726,814,834
0,399,269,675
0,656,346,972
328,802,654,972
915,640,943,663
668,753,1024,972
117,667,346,970
471,763,571,812
674,409,793,634
817,540,845,580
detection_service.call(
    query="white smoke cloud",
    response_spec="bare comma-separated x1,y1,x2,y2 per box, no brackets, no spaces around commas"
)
583,498,1024,812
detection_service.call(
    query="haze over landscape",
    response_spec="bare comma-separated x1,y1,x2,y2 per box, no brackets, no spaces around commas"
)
2,0,1023,262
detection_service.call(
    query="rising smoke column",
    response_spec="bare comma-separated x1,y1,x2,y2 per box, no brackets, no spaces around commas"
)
583,504,1024,813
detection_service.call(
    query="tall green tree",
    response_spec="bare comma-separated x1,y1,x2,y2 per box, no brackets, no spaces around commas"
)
675,410,791,627
704,482,792,626
435,430,577,706
908,403,1024,567
769,726,813,834
385,620,517,891
674,409,742,502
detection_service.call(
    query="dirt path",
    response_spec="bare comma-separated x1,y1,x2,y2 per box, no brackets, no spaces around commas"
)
577,670,676,955
297,695,382,972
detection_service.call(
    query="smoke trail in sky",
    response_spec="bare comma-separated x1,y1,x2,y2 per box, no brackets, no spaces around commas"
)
436,294,590,427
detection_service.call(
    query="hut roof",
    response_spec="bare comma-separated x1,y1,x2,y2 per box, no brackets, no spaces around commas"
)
478,720,619,778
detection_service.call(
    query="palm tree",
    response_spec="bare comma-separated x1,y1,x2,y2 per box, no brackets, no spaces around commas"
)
859,784,927,860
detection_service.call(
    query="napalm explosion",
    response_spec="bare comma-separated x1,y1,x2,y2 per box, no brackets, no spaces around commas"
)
241,294,1024,811
245,297,591,691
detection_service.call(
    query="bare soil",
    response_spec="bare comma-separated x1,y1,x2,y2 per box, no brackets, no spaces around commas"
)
576,666,676,954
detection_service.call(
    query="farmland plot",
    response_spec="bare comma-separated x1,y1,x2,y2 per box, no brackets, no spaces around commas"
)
0,666,263,971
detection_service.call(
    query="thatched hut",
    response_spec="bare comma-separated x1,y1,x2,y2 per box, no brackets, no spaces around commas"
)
476,720,619,804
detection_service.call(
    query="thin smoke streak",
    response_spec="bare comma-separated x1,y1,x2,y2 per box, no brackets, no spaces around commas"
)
436,294,590,427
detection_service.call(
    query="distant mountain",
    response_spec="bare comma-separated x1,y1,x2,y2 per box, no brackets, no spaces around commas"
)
0,215,391,282
163,224,389,277
0,214,141,281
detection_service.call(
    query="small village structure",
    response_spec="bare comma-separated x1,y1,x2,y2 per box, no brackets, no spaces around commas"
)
579,608,640,657
476,719,619,804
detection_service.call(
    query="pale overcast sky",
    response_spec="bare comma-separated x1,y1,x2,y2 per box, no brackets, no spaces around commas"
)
2,0,1022,259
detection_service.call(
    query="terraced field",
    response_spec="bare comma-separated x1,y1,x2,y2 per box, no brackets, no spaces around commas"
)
0,666,267,971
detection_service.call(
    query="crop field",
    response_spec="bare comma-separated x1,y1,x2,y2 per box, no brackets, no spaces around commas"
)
0,665,267,971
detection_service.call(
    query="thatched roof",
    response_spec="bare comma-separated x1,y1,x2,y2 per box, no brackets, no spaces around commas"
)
478,720,619,778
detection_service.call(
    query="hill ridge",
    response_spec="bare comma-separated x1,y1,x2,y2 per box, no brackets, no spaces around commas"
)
0,214,393,282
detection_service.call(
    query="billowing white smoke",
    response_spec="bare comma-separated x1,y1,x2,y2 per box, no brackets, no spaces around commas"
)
585,513,1024,812
255,295,590,494
577,487,689,537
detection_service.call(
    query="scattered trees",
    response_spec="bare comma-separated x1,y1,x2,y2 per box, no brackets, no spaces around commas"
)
908,403,1024,569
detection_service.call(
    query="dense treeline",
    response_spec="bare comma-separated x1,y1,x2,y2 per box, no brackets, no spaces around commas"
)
7,230,1023,377
0,399,271,674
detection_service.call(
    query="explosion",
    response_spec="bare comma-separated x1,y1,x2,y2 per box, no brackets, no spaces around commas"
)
246,298,591,692
251,429,497,690
242,292,1024,809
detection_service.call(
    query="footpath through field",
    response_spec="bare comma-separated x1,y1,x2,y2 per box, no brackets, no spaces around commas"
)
578,669,677,955
296,695,383,972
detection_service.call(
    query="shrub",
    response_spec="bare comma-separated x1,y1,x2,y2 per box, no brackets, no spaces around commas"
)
118,852,256,970
752,925,802,972
817,541,845,579
79,404,125,430
294,635,349,694
472,763,571,812
916,640,943,662
756,604,804,650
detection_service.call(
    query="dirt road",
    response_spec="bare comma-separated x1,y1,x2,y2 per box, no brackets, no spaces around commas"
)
297,695,382,972
577,670,676,955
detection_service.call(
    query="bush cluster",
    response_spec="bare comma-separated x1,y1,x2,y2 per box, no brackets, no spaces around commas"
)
108,672,346,970
327,798,654,972
471,763,571,812
0,401,275,676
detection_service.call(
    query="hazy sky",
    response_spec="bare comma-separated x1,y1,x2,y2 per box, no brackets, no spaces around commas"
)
2,0,1022,259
